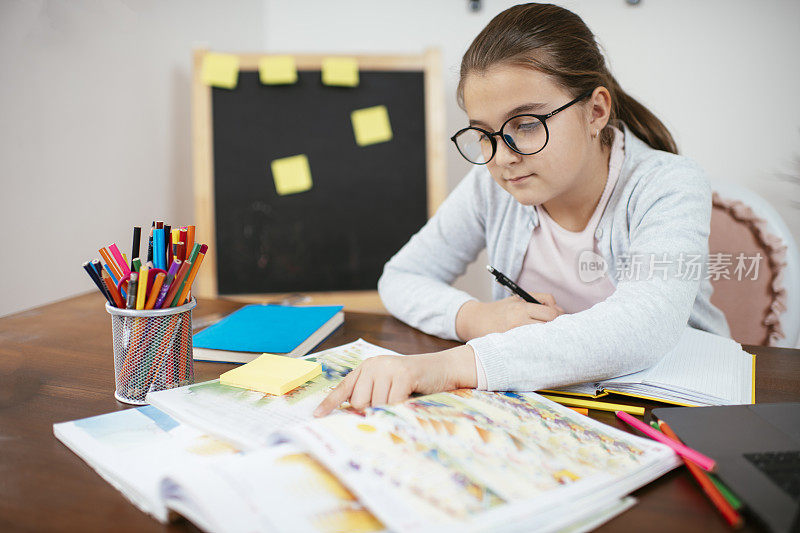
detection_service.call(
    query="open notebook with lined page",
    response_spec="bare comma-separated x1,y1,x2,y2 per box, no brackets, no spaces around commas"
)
543,327,755,407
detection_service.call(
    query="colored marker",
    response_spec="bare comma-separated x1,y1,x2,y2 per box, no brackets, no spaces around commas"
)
147,221,154,263
709,475,743,510
616,411,716,472
125,273,139,309
83,261,113,305
175,242,185,264
186,242,201,265
102,262,118,284
131,226,141,268
102,271,125,308
90,260,105,280
163,260,191,308
145,272,166,310
541,395,645,416
175,244,206,305
152,228,162,270
658,420,742,527
154,260,181,309
101,263,125,298
99,247,122,279
136,266,149,310
164,224,172,268
90,260,115,303
109,243,131,277
179,229,188,261
165,260,192,306
186,225,195,262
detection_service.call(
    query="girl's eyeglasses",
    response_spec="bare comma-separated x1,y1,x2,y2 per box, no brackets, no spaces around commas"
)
450,89,594,165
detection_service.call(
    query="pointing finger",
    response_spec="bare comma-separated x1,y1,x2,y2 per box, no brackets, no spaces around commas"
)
314,366,361,417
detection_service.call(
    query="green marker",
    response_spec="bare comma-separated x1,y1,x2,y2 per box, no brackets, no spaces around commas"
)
709,474,743,509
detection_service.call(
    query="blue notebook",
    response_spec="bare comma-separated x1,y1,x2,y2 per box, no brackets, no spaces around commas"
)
192,304,344,363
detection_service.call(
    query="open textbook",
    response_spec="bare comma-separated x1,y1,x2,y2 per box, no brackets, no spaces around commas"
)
544,327,755,406
53,401,640,533
55,339,679,532
53,406,383,532
287,389,679,532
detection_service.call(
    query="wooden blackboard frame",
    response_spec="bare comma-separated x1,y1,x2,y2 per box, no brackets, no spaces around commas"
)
191,48,446,311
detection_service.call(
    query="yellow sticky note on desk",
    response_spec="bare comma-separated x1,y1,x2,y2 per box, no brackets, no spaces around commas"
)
259,55,297,85
201,52,240,89
351,105,393,146
270,154,313,195
321,57,359,87
220,354,322,395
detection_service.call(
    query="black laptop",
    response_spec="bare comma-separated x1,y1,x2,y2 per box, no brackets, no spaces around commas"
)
653,403,800,533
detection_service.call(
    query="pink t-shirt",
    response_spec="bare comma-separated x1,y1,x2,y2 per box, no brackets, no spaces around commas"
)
475,125,624,389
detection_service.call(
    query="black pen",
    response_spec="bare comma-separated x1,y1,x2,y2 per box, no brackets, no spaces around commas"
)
83,261,114,305
486,265,541,304
147,221,155,264
131,226,141,270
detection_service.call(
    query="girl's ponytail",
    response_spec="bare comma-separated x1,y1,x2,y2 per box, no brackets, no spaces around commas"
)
603,74,678,154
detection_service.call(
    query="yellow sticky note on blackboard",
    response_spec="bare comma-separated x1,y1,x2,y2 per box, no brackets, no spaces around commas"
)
271,154,313,195
321,57,359,87
259,55,297,85
201,52,240,89
351,105,393,146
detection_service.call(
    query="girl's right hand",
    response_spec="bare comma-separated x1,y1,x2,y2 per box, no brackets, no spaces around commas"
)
455,295,565,341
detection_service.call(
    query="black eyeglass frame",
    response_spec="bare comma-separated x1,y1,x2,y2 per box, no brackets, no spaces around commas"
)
450,88,595,164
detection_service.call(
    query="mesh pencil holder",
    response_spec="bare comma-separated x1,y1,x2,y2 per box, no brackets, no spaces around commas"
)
106,298,196,405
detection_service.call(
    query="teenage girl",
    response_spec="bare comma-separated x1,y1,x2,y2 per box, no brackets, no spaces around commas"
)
315,3,730,417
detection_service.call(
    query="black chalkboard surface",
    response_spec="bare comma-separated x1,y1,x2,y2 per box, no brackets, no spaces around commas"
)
210,69,429,294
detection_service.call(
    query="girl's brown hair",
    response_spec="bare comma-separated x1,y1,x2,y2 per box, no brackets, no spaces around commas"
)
457,3,678,154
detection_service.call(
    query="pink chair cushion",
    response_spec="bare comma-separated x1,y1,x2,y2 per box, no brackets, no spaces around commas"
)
709,193,788,346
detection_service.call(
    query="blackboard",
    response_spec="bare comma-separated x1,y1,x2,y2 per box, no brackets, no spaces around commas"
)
192,51,446,300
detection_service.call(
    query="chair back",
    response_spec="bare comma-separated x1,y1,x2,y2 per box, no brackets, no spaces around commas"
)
708,181,799,347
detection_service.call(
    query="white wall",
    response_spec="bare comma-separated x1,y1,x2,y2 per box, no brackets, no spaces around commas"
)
0,0,263,317
262,0,800,300
2,0,798,317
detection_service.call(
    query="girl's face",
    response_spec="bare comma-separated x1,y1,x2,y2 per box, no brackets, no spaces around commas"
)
462,64,601,207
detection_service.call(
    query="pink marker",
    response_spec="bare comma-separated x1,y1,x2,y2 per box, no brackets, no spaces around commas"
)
108,243,131,277
616,411,716,472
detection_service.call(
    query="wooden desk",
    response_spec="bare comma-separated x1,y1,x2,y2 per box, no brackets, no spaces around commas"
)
1,293,798,532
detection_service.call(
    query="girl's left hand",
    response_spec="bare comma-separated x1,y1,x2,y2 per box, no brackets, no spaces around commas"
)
313,345,477,417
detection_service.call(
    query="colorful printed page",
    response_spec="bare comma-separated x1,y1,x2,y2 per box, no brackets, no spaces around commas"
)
53,405,240,523
161,443,384,533
289,390,679,532
147,339,401,449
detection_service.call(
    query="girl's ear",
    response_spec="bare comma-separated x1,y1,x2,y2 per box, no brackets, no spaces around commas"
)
587,86,612,130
